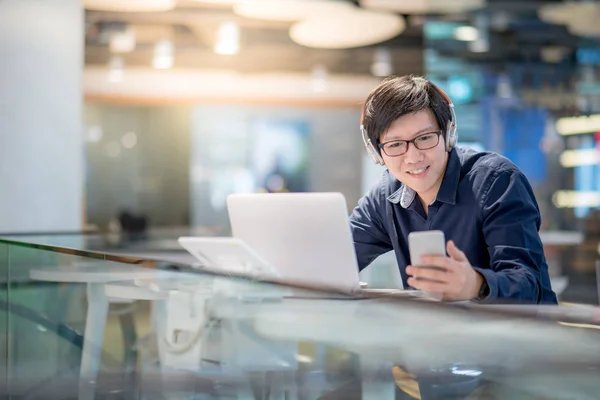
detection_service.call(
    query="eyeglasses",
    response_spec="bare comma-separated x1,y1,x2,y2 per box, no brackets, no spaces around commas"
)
378,131,442,157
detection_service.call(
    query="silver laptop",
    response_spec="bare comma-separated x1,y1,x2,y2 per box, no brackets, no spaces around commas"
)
226,192,414,297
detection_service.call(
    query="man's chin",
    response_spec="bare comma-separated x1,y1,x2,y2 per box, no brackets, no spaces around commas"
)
392,172,433,191
405,181,436,197
395,181,417,192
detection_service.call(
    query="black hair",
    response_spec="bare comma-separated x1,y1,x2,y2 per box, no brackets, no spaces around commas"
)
362,75,452,148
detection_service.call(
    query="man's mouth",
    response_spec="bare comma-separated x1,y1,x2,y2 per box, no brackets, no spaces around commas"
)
406,166,429,175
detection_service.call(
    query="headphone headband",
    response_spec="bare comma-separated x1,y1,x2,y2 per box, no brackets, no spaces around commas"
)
360,107,385,165
428,82,458,149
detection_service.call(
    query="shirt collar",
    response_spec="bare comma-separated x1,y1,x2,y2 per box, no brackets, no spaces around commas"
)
386,185,415,208
386,148,460,209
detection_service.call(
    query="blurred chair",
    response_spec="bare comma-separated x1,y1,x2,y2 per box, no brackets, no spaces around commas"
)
118,210,148,235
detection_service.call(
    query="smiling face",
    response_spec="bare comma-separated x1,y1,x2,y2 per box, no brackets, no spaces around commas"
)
379,109,449,205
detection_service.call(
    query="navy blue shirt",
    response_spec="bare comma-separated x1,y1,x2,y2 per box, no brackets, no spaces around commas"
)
349,146,557,304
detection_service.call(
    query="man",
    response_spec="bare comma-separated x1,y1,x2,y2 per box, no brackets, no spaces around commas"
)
350,75,557,304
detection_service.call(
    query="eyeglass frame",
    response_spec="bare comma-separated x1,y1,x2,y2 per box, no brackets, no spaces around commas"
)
377,130,443,157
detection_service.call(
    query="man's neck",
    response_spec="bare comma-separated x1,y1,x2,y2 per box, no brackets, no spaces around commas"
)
416,153,450,213
416,179,443,215
418,192,436,215
418,196,430,216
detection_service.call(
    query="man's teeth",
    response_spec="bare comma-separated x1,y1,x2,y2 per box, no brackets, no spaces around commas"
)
408,167,427,175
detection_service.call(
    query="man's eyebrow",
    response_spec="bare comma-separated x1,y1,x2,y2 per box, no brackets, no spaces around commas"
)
381,125,436,141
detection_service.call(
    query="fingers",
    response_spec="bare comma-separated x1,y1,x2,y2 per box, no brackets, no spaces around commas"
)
447,240,468,262
407,277,447,293
407,241,472,301
419,255,454,270
406,265,449,283
416,241,467,266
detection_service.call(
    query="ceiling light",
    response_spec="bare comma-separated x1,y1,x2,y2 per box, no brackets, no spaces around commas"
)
214,21,240,55
495,74,513,99
107,55,124,83
153,39,174,69
468,38,489,53
559,149,600,167
370,47,393,77
290,10,405,49
109,27,136,54
311,64,329,93
468,14,489,53
84,0,176,12
234,0,355,22
540,2,600,37
454,26,478,41
553,190,600,208
556,114,600,136
358,0,483,14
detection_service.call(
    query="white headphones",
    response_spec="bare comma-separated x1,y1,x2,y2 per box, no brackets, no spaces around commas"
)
360,82,458,166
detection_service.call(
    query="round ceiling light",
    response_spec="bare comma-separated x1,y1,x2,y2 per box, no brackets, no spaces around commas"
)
234,0,355,22
358,0,483,14
540,2,600,37
290,10,405,49
84,0,176,12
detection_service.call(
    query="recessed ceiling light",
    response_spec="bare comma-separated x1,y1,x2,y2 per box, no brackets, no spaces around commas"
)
214,21,240,55
84,0,176,12
468,38,489,53
311,64,329,93
109,28,136,53
107,55,125,83
290,10,405,49
153,39,174,69
234,0,355,22
370,47,393,77
454,26,478,41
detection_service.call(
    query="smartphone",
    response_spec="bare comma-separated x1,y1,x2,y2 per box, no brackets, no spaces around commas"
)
408,230,446,267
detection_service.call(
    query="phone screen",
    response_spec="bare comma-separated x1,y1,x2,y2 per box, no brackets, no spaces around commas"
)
408,230,446,267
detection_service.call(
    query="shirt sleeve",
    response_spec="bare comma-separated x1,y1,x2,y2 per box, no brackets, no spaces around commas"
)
348,176,394,272
476,169,555,304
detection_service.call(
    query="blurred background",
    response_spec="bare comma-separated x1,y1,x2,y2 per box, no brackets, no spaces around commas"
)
2,0,600,303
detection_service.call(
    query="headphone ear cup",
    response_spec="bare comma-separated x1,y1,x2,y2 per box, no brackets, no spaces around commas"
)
367,141,385,165
446,122,457,152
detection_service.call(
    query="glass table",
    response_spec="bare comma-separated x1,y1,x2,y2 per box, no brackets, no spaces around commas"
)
1,234,600,399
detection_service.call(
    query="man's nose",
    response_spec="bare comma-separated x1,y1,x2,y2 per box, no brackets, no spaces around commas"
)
403,142,423,164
